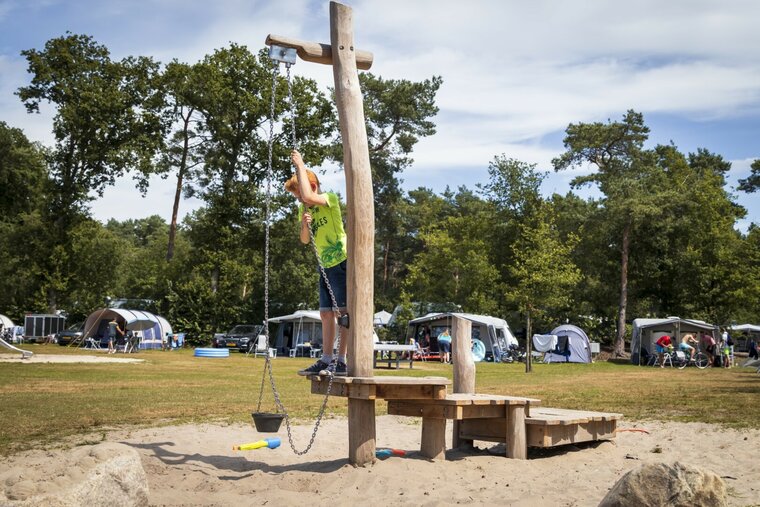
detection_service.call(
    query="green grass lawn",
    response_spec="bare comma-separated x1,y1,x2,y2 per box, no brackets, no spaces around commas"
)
1,344,758,456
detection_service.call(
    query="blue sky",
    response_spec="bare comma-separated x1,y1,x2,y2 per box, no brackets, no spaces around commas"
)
1,0,758,230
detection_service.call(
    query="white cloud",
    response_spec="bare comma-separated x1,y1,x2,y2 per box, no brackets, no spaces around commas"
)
2,0,760,225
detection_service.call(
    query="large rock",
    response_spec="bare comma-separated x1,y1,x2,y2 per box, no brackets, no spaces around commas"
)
599,461,727,507
6,443,149,507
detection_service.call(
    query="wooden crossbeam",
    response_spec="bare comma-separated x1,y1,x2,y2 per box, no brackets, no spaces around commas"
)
265,34,374,70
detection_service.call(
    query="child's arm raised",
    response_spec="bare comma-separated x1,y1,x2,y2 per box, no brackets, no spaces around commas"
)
291,150,328,207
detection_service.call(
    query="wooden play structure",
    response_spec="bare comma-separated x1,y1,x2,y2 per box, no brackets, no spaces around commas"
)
268,1,620,467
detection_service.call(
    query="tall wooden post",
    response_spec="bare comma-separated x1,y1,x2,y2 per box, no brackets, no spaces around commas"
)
330,1,376,466
266,0,376,467
451,316,474,449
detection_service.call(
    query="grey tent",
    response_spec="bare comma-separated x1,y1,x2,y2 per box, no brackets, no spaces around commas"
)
541,324,592,363
630,317,718,365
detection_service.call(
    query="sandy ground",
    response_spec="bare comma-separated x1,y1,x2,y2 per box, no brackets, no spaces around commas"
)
0,353,144,364
1,352,758,504
1,415,759,506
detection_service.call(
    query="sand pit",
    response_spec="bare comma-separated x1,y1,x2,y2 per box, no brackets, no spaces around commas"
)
1,416,758,506
0,353,144,364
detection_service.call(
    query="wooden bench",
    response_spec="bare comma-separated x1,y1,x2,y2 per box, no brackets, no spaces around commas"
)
457,406,622,449
526,407,622,448
387,393,541,460
373,344,414,369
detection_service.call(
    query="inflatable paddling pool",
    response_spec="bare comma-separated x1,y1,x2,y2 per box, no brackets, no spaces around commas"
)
194,348,229,358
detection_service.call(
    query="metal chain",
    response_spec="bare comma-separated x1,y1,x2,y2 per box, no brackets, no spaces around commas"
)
285,63,298,151
256,59,280,414
254,55,343,456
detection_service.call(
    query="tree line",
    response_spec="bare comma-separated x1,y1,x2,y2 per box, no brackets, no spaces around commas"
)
1,33,758,353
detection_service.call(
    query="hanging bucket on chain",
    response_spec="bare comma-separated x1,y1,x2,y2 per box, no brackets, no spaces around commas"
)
251,412,285,433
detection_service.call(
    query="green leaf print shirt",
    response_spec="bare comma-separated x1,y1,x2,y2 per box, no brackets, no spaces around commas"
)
298,192,347,268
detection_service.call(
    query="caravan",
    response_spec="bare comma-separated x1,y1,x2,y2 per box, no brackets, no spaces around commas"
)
405,313,519,362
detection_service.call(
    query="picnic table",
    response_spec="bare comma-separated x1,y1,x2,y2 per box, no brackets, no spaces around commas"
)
373,343,414,369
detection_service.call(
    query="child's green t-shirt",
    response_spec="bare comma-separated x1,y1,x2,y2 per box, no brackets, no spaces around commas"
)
298,192,347,268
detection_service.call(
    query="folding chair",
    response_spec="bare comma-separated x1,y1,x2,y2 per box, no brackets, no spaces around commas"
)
84,336,101,349
413,340,430,362
253,335,276,358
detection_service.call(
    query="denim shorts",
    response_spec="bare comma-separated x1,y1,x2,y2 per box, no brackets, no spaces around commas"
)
319,260,347,311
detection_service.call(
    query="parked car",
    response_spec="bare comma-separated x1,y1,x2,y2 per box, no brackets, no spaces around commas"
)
212,325,264,352
55,322,84,346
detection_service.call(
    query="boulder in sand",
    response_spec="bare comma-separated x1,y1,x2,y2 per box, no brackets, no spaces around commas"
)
599,461,727,507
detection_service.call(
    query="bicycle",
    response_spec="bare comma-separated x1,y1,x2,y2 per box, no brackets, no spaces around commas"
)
667,347,709,369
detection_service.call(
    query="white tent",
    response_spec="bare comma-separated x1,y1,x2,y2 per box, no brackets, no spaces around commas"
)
406,312,518,361
269,310,324,355
0,314,14,330
82,308,173,349
728,324,760,352
541,325,592,363
373,310,392,327
630,317,718,365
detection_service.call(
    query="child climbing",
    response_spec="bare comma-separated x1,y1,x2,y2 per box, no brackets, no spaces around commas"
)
285,150,349,377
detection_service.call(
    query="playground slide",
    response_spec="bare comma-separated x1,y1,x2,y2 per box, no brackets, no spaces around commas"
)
0,337,34,359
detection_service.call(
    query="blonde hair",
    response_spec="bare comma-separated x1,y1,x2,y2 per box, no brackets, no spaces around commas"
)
285,170,320,193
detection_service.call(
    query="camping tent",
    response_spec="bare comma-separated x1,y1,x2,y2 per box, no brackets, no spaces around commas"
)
0,314,13,331
82,308,173,349
269,310,324,356
405,313,519,361
373,310,392,327
630,317,718,365
728,324,760,353
268,310,381,356
541,325,592,363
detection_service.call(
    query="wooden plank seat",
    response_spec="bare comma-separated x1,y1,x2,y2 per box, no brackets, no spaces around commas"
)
525,407,622,448
457,406,622,449
309,375,450,400
387,394,541,460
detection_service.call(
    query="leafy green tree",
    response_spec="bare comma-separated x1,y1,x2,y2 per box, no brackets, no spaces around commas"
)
479,156,547,314
509,205,581,371
155,61,206,261
358,73,442,308
0,122,47,221
16,33,166,311
636,146,747,324
553,110,665,356
738,159,760,193
0,122,49,318
404,187,501,314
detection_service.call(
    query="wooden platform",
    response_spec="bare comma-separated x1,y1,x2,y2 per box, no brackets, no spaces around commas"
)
388,393,540,460
306,375,621,461
457,406,622,449
526,407,622,448
309,375,450,400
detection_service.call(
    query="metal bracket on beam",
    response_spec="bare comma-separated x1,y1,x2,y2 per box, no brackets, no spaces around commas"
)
269,45,297,65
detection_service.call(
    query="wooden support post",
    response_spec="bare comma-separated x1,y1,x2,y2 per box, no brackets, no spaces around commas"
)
421,417,447,460
506,404,527,459
266,0,376,468
451,316,474,449
330,1,376,467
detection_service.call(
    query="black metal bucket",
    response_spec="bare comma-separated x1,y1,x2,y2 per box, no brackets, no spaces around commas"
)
251,412,285,433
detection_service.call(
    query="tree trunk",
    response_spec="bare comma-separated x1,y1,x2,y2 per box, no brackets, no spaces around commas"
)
382,239,390,292
166,111,192,262
615,220,631,356
525,309,532,373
